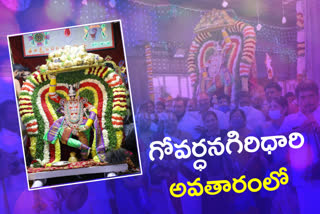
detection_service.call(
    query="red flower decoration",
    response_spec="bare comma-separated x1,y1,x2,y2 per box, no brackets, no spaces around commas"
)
65,29,71,37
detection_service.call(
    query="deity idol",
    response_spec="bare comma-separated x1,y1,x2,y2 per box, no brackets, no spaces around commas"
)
43,73,106,161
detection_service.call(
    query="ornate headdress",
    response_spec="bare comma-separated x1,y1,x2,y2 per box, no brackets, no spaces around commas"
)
68,83,80,97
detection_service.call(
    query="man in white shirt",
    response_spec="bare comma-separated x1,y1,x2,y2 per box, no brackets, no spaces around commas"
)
173,97,199,138
280,81,320,134
279,80,320,214
238,91,266,132
175,93,228,140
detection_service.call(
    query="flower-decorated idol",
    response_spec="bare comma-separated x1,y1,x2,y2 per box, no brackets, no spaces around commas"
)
43,73,106,161
19,44,129,170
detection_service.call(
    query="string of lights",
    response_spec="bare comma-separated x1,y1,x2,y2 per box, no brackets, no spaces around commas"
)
76,0,298,63
130,0,297,30
130,0,210,13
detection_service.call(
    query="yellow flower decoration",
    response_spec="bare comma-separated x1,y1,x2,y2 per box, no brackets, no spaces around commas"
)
116,130,123,149
53,138,61,163
91,130,97,157
30,136,37,158
93,155,100,163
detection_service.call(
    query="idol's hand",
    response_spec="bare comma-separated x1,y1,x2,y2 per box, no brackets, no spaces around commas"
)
48,73,57,79
78,125,89,132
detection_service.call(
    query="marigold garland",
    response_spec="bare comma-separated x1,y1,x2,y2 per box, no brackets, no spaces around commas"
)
30,136,37,158
53,138,61,162
91,130,97,158
45,92,64,165
115,130,123,149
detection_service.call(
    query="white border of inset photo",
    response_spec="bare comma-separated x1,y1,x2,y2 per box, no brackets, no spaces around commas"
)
7,19,143,191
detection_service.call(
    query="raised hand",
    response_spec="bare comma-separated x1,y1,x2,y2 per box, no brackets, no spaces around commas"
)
48,73,57,79
77,125,89,132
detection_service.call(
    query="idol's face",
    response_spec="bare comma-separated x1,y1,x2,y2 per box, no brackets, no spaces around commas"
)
69,95,77,101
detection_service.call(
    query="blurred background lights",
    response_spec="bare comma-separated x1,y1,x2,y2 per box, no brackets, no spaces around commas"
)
0,59,14,84
222,0,228,8
78,0,106,24
282,16,287,24
0,6,20,47
109,0,116,8
256,23,262,31
0,0,31,11
45,0,73,24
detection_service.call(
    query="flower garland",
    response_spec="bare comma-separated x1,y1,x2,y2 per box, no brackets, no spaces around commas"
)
91,129,97,158
45,138,62,167
20,71,49,161
102,130,110,149
85,65,127,148
53,138,61,163
29,136,37,158
116,130,123,149
44,89,67,164
36,140,49,166
78,79,106,129
37,85,51,165
78,87,99,108
19,82,38,136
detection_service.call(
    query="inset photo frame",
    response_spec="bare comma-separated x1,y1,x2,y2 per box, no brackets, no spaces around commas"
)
7,20,142,190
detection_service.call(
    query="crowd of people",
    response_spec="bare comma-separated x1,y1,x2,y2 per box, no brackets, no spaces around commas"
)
136,80,320,214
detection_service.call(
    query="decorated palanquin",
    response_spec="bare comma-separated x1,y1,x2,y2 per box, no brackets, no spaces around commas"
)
188,9,257,101
18,46,127,168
